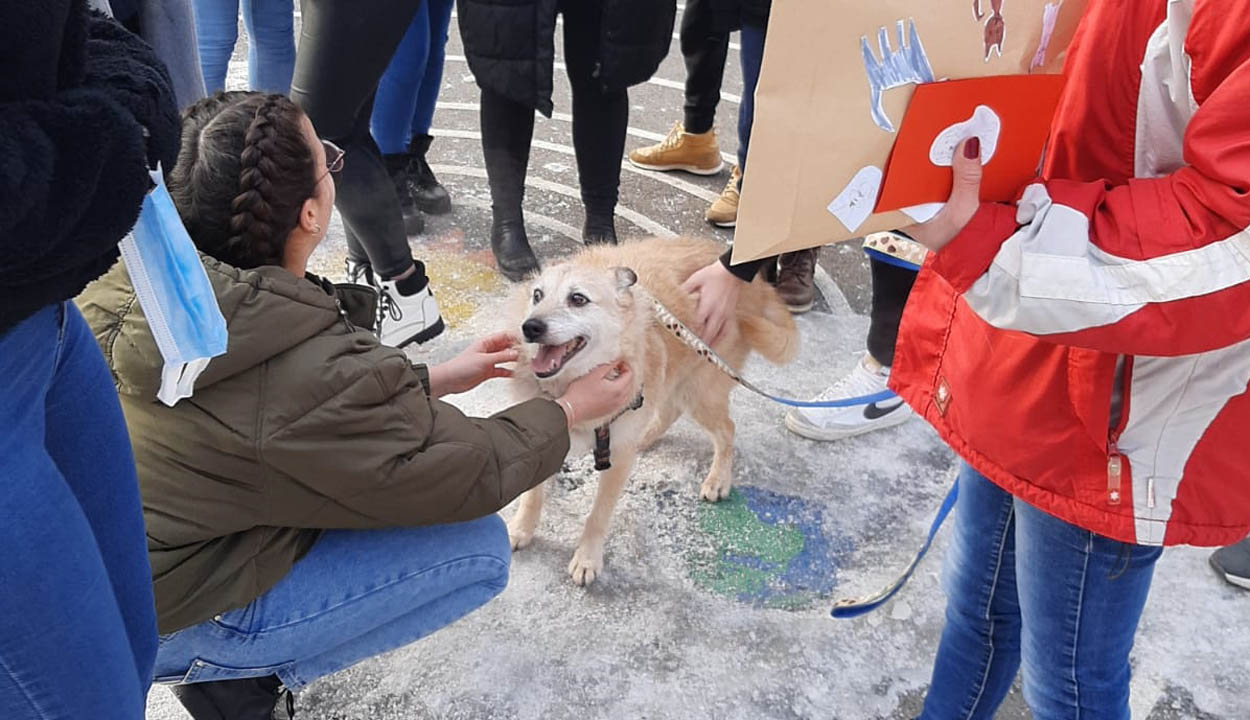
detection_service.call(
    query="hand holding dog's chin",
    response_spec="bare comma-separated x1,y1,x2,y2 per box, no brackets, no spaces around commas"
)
558,362,635,427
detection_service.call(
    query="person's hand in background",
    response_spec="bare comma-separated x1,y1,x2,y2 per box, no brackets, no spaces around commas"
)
681,260,743,346
899,137,984,253
427,332,519,397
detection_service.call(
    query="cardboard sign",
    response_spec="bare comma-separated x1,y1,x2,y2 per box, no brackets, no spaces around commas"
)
732,0,1086,263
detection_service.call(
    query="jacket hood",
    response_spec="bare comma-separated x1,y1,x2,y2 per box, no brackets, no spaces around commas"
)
80,255,368,400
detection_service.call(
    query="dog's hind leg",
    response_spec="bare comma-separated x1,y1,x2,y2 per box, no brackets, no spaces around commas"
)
508,481,547,551
689,381,736,502
569,449,637,586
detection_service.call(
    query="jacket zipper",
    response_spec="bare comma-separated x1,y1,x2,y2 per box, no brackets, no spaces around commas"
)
1106,356,1134,506
333,296,354,333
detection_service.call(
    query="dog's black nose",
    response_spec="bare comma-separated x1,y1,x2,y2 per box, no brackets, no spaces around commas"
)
522,318,547,342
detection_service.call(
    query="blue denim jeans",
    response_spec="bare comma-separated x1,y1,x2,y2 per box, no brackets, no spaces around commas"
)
154,514,511,689
921,464,1163,720
192,0,296,94
370,0,456,154
0,303,157,719
736,22,766,176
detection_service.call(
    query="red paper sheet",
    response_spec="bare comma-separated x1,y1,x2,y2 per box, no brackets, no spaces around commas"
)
875,74,1067,212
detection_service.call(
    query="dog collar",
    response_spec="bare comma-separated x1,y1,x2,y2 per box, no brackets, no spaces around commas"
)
593,389,645,471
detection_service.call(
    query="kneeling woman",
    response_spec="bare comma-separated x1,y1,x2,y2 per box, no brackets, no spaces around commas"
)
78,92,634,717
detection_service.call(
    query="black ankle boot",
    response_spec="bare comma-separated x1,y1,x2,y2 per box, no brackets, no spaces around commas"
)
171,675,294,720
407,134,452,215
582,213,618,246
383,152,424,236
491,217,540,282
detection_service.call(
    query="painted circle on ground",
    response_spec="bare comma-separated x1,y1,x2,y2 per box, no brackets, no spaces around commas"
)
688,486,850,610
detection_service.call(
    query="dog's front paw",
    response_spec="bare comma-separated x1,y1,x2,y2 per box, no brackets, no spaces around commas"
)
507,521,535,551
699,474,732,502
568,542,605,586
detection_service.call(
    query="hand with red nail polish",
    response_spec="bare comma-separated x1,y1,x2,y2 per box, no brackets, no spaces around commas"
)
898,137,984,253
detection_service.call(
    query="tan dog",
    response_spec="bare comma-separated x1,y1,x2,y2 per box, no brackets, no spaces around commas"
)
506,236,798,585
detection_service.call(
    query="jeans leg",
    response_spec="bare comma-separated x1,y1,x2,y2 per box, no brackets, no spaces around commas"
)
920,464,1023,720
0,304,150,719
371,5,432,155
1014,500,1162,720
411,0,455,137
736,23,766,176
679,0,730,134
241,0,296,94
191,0,240,94
866,257,919,367
562,0,627,220
155,515,512,689
292,0,425,279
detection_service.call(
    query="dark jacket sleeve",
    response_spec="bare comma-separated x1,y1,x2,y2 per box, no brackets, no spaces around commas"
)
259,349,571,529
719,248,768,282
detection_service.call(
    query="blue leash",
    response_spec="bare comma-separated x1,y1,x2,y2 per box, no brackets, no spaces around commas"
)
831,479,959,618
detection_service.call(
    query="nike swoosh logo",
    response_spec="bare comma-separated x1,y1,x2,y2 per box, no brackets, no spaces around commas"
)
863,400,904,420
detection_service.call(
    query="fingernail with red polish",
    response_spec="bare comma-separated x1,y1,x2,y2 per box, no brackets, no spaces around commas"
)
964,137,981,159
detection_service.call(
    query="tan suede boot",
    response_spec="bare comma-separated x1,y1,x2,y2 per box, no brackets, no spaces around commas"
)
705,165,741,228
629,122,724,175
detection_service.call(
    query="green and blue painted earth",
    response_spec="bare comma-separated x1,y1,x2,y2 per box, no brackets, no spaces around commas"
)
688,486,851,610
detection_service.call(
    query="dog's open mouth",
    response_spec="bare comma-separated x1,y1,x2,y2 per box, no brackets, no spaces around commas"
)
532,337,587,378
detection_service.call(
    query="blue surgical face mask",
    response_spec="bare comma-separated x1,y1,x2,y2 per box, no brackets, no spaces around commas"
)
118,166,228,406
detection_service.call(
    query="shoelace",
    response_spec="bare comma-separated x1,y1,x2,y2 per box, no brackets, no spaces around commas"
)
658,122,685,151
376,285,404,330
814,365,881,403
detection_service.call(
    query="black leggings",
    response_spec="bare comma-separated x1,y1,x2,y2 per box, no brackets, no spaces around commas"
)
680,0,733,134
480,0,629,224
866,257,919,367
290,0,425,281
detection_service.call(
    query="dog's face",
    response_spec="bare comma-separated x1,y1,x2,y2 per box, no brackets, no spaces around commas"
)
518,264,638,384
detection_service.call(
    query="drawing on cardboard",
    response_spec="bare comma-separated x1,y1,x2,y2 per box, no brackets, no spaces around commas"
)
929,105,1001,166
973,0,1006,60
1030,1,1063,71
827,165,883,233
861,19,936,133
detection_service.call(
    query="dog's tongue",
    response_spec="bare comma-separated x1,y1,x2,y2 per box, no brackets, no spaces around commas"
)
532,344,564,375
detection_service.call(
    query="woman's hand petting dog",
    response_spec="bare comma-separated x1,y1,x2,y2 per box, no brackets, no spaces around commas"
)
427,332,520,397
557,362,636,427
681,260,743,347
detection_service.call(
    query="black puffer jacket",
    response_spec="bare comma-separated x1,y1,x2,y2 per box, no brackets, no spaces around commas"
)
0,0,179,334
458,0,677,116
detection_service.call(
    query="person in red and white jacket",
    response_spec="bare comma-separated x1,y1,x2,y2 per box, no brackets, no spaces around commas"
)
892,1,1250,717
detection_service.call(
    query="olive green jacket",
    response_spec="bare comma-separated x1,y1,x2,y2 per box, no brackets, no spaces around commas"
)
77,256,568,633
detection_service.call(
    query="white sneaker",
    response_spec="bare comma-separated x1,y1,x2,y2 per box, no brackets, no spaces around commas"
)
377,278,445,347
785,354,913,441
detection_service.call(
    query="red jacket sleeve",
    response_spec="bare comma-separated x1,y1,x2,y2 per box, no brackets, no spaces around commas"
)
930,56,1250,357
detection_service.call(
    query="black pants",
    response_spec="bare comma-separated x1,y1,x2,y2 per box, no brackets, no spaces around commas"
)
866,257,919,367
291,0,426,282
479,0,628,224
680,0,733,134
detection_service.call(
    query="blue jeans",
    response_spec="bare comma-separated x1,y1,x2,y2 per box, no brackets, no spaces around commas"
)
192,0,296,94
154,515,511,689
736,22,766,176
370,0,456,154
922,465,1163,720
0,303,156,719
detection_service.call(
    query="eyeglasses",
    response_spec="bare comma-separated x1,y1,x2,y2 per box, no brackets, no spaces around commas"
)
319,139,345,182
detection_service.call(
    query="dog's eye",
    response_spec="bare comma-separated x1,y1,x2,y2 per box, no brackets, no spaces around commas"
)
532,288,544,304
568,292,590,307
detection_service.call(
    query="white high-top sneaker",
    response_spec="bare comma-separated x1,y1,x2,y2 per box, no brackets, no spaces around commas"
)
377,277,445,347
784,354,913,441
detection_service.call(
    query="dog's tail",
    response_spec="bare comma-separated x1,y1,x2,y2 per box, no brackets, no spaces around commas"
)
737,281,799,365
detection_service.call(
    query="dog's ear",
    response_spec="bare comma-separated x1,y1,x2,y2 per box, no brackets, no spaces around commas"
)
612,267,638,292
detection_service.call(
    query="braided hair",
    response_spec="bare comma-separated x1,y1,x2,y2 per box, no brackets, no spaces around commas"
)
167,92,318,269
